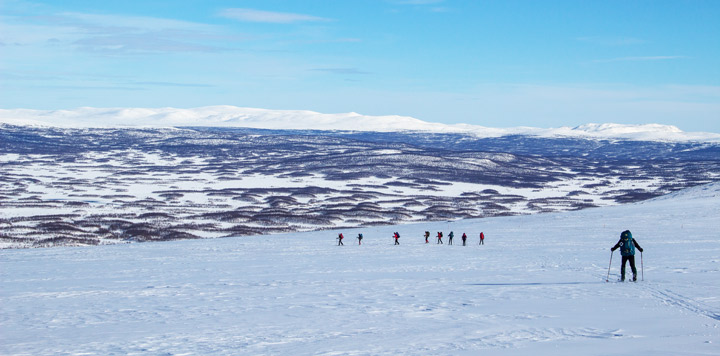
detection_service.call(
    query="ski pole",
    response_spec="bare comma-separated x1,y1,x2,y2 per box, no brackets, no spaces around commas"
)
606,250,614,282
641,251,644,281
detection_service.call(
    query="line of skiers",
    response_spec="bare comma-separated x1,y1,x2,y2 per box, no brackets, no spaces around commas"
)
341,229,645,282
338,231,486,246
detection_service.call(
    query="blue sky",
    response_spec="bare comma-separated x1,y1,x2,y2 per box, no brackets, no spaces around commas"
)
1,0,719,131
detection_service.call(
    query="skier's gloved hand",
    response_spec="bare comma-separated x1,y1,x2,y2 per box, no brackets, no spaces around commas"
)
639,248,643,253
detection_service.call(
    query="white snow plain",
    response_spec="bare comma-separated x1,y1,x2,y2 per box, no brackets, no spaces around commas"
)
1,183,719,355
2,106,719,142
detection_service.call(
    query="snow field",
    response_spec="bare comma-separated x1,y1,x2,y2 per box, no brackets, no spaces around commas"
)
1,148,673,226
1,183,719,355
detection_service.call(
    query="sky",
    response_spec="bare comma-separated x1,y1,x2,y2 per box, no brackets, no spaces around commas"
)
1,0,719,132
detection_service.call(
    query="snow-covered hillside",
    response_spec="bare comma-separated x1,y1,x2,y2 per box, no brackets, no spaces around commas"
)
2,182,718,355
2,106,719,142
3,125,718,248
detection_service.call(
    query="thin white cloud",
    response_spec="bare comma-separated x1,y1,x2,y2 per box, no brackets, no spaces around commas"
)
1,12,240,54
72,33,220,54
429,7,450,13
311,68,371,75
219,8,331,24
388,1,450,14
132,81,215,88
577,36,646,46
57,12,218,32
392,0,445,5
594,56,688,63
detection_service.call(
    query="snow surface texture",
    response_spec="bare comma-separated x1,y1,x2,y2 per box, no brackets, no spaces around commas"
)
2,106,719,142
2,183,719,355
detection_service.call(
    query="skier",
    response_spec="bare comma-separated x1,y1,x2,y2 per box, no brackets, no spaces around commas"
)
479,232,485,245
448,231,454,245
611,230,644,282
424,231,430,244
393,232,400,245
337,233,344,246
437,231,443,244
461,233,467,246
357,233,363,245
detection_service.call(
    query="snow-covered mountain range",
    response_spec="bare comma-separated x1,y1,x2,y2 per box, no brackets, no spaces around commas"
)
1,106,718,142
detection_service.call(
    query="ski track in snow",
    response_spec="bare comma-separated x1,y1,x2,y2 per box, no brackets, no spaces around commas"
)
649,287,720,322
1,184,720,355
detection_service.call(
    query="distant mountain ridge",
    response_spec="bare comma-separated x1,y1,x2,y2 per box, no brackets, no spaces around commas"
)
1,106,718,142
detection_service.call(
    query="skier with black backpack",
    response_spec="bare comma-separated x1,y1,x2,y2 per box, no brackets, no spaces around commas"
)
611,230,644,281
393,232,400,245
424,231,430,244
357,233,363,245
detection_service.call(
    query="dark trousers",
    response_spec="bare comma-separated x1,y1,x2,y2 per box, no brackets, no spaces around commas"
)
448,237,453,245
462,238,466,246
394,239,399,245
621,255,637,280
